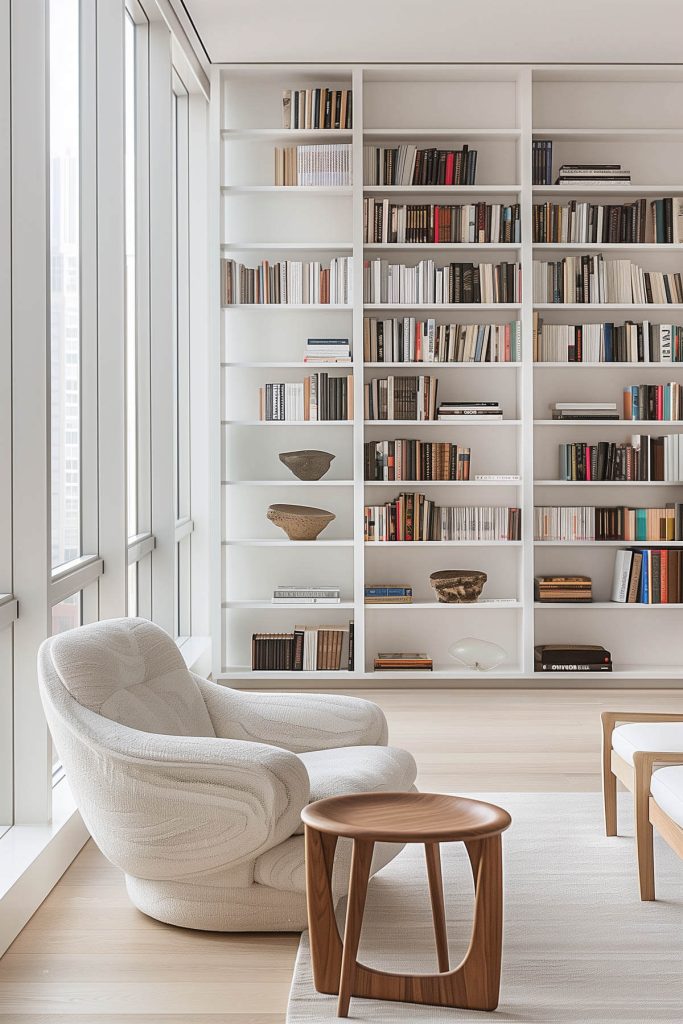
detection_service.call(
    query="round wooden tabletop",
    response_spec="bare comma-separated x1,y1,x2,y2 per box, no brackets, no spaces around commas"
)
301,791,512,844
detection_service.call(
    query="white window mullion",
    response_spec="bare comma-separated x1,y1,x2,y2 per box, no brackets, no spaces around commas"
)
10,0,52,824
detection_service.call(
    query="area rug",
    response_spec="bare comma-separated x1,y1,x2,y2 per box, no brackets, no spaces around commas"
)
287,793,683,1022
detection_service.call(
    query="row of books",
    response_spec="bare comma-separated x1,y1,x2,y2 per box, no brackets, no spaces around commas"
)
364,440,472,481
554,163,631,185
374,652,433,671
364,375,437,421
532,198,683,244
623,383,683,421
534,644,612,673
363,259,521,305
364,497,521,542
532,140,553,186
534,504,683,542
363,145,478,186
251,625,352,671
363,317,521,364
273,144,352,187
303,337,351,363
612,548,683,603
557,436,683,482
220,257,352,305
532,256,683,305
282,88,352,130
532,317,683,363
258,375,353,421
272,586,341,605
363,200,521,245
364,585,413,604
535,575,592,602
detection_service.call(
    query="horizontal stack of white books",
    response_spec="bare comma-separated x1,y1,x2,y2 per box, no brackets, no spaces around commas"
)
272,586,341,605
303,338,351,363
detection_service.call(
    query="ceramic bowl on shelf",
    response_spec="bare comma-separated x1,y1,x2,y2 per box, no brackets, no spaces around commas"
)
266,503,336,541
429,569,487,603
279,449,335,481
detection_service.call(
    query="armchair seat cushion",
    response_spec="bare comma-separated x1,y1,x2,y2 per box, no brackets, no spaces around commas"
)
650,766,683,829
612,723,683,766
294,744,418,834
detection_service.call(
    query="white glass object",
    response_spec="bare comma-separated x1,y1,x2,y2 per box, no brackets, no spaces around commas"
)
449,637,506,672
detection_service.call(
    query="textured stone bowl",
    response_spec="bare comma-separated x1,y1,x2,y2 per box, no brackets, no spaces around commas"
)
429,569,487,603
267,503,336,541
279,449,335,481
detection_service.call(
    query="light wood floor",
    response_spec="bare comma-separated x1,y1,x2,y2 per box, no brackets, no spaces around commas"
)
1,687,682,1022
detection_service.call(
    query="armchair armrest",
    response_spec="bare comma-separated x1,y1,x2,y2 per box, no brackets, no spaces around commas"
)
56,703,310,881
193,676,388,753
601,710,683,760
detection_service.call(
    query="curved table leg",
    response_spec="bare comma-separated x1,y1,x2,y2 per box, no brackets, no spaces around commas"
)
424,842,449,972
304,825,342,995
337,839,374,1017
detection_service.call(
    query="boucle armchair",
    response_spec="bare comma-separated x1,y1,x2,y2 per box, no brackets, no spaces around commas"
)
38,617,416,931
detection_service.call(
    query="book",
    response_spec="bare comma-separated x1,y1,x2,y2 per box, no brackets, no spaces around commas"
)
533,198,657,244
623,383,682,421
258,374,353,421
534,576,592,602
534,316,683,364
533,255,683,305
364,258,521,305
221,257,352,306
283,88,352,130
364,376,439,421
363,200,520,244
364,145,477,186
374,652,433,671
557,436,683,482
274,144,352,187
532,140,553,186
304,338,351,364
364,317,521,364
365,497,521,541
534,504,683,542
365,439,471,482
611,549,633,602
535,644,612,666
364,584,413,604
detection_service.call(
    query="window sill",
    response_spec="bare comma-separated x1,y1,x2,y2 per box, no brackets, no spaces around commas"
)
0,778,89,956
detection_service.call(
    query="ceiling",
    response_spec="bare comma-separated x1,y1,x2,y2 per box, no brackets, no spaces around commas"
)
173,0,683,66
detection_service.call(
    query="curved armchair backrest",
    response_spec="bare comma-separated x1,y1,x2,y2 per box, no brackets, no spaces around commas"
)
40,617,215,737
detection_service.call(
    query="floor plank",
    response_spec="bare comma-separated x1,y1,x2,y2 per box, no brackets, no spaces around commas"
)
1,687,681,1021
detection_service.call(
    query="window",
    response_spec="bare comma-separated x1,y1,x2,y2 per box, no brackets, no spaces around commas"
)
49,0,81,570
172,71,192,638
125,11,137,540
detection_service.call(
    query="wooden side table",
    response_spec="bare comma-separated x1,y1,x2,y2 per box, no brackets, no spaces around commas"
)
301,791,512,1018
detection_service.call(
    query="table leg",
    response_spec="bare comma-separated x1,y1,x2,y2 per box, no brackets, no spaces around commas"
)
463,835,504,1011
337,839,374,1018
304,825,342,995
424,842,449,972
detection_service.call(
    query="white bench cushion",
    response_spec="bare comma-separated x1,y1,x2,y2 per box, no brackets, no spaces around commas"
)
650,766,683,830
612,723,683,767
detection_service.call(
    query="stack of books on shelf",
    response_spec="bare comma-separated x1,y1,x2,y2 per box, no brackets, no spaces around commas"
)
558,436,683,482
364,258,521,305
534,504,683,542
532,140,553,185
534,575,592,602
533,199,647,244
438,400,503,420
252,624,352,671
221,257,352,305
364,584,413,604
274,144,352,186
534,644,612,673
363,201,521,244
533,255,683,304
364,440,471,481
612,548,683,603
555,163,630,186
258,374,353,420
363,317,521,363
303,337,351,363
282,88,352,130
364,375,438,420
551,401,619,421
271,586,341,605
363,145,477,186
364,496,521,541
374,652,433,671
533,316,683,362
623,383,682,420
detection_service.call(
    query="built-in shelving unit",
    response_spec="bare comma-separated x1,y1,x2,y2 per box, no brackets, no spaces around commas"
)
212,63,683,688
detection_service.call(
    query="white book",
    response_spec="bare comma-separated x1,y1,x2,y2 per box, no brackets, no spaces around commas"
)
611,549,633,603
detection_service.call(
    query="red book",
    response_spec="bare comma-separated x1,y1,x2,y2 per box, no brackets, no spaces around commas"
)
445,152,454,185
661,549,669,603
434,206,439,244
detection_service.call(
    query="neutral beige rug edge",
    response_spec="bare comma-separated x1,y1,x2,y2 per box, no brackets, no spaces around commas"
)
287,793,683,1023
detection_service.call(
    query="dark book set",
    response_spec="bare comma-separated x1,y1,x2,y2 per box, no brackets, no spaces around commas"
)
364,496,521,542
363,258,521,305
251,624,353,671
364,317,521,364
535,644,612,673
363,201,521,244
558,436,683,482
363,144,478,186
364,375,438,420
282,88,352,130
364,440,472,481
258,374,353,421
533,198,651,244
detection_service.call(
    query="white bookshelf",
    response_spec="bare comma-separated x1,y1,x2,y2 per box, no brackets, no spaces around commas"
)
213,64,683,688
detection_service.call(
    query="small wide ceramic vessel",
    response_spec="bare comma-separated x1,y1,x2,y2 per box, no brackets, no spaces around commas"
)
267,503,336,541
279,449,335,481
429,569,487,603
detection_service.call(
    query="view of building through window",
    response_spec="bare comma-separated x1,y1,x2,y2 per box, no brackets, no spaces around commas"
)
49,0,81,579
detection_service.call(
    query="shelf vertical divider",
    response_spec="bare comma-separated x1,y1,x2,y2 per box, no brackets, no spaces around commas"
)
352,67,366,675
518,67,535,675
